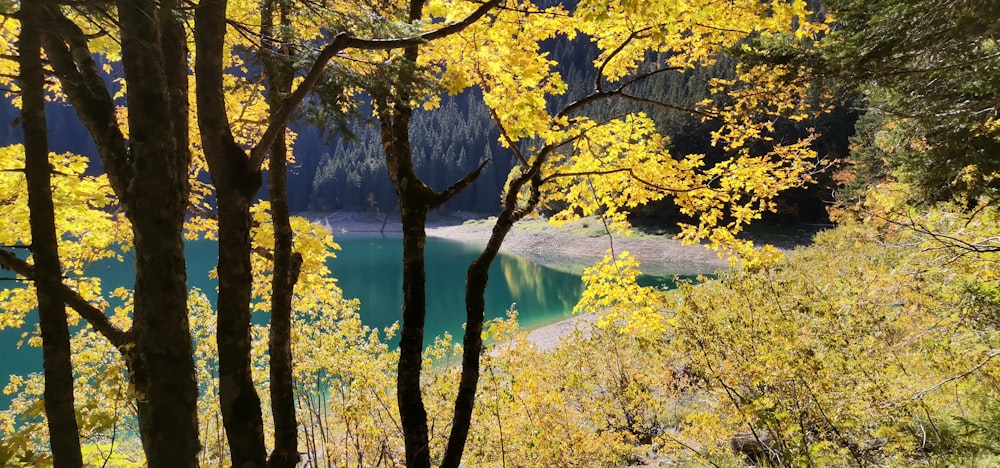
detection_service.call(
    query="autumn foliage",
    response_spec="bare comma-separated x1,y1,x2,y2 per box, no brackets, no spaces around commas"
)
2,0,997,467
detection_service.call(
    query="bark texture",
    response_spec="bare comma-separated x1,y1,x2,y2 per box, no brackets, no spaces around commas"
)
20,1,84,465
117,0,200,465
380,92,435,468
376,4,494,464
195,1,268,465
262,1,302,465
377,5,433,460
441,167,542,467
38,6,198,463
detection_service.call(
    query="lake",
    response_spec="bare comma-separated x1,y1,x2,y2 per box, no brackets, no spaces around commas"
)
332,233,588,343
0,234,689,407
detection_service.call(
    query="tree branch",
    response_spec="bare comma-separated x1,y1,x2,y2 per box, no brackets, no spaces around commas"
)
595,27,652,93
487,105,529,166
40,7,132,209
432,157,492,208
618,91,718,119
910,349,1000,401
0,248,129,349
541,166,702,194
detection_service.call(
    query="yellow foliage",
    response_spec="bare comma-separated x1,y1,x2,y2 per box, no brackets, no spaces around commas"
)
660,200,1000,465
576,250,668,339
423,0,828,266
0,145,126,330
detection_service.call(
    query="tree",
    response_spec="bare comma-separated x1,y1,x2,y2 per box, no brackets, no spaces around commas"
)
260,1,300,464
0,0,827,465
818,0,1000,205
38,2,202,464
18,0,82,465
1,0,503,464
336,0,828,465
195,1,499,463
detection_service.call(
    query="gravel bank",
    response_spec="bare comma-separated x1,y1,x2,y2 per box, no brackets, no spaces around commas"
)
425,219,729,277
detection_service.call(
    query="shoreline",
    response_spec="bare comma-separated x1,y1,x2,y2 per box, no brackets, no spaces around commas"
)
303,210,730,277
424,219,728,277
302,210,818,351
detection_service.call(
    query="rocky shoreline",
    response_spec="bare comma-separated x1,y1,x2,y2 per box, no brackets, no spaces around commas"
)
305,210,731,273
425,220,729,277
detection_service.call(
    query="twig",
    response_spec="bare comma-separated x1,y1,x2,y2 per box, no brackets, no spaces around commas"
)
910,349,1000,401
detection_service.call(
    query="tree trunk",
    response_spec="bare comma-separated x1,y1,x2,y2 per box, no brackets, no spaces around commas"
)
379,90,434,467
376,5,499,464
216,186,267,466
20,1,83,465
195,1,268,465
441,159,542,467
396,199,433,468
439,221,508,467
39,2,198,462
262,1,301,465
117,0,200,465
386,2,438,464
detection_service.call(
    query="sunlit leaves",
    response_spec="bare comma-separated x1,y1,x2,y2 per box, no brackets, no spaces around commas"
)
576,250,667,339
421,0,573,141
662,200,1000,464
0,145,124,331
421,0,828,263
542,114,675,233
0,299,138,465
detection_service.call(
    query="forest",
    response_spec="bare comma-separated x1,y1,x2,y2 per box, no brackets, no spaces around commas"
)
0,0,997,467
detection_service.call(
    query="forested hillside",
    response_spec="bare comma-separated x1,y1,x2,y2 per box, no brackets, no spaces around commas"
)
290,33,854,220
306,88,515,212
0,36,851,220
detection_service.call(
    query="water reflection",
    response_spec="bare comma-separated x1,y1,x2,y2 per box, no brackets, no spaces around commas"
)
499,253,582,326
332,234,584,346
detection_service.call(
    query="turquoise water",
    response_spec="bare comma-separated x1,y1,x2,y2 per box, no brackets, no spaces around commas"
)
0,235,586,402
0,234,697,409
331,233,585,343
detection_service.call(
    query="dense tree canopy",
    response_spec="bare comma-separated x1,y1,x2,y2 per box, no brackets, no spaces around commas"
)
821,0,1000,205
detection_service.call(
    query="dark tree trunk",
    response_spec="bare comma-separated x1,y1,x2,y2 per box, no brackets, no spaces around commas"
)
214,186,266,466
375,4,502,464
379,93,435,467
262,1,301,466
39,3,199,462
378,3,435,466
20,1,84,465
441,200,533,467
375,22,437,465
396,199,433,468
195,1,267,465
441,143,544,467
117,0,200,465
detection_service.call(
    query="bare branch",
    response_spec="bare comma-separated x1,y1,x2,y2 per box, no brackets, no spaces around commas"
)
618,91,717,119
595,27,652,93
910,349,1000,401
433,157,492,208
0,248,129,349
487,105,529,166
541,166,704,194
